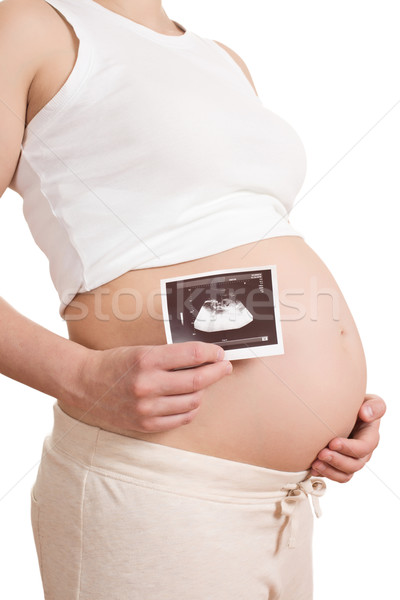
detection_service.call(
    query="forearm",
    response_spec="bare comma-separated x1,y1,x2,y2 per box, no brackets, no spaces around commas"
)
0,296,90,406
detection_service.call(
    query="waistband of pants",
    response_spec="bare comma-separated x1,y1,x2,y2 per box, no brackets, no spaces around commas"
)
48,401,317,501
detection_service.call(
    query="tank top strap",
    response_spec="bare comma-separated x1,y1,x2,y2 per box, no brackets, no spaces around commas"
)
43,0,96,37
25,0,95,135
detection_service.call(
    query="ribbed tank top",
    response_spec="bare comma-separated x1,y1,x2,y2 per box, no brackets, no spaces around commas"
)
13,0,307,319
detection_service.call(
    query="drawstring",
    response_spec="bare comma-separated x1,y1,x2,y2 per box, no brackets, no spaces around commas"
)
280,477,327,549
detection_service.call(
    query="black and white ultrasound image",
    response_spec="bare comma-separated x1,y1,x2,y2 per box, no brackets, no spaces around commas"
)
164,269,278,351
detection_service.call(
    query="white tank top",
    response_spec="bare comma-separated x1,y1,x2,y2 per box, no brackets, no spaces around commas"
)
13,0,307,319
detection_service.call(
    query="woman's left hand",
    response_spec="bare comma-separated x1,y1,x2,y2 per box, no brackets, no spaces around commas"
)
310,394,386,482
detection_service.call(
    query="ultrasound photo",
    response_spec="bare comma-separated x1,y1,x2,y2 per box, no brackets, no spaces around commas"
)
160,265,284,360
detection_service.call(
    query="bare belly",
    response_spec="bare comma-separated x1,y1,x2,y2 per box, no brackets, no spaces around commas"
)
62,235,367,471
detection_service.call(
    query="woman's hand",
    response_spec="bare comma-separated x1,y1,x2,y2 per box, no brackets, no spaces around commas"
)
74,341,233,434
310,394,386,482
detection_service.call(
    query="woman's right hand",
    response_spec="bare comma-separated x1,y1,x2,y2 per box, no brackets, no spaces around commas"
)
75,341,233,433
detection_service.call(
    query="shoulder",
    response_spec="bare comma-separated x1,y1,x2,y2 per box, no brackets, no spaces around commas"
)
212,40,258,95
0,0,70,37
0,0,48,87
0,0,54,22
0,0,78,84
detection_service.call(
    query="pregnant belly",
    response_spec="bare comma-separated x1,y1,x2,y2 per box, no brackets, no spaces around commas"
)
65,236,367,471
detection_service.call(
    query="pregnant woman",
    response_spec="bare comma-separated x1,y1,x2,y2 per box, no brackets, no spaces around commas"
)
0,0,386,598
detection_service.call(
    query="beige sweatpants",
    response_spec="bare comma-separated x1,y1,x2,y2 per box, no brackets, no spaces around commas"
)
30,402,326,600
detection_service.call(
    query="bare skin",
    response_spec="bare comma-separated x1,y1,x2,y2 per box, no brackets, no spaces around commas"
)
1,0,386,481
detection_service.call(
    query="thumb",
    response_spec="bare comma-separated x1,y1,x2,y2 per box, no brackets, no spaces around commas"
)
359,394,387,422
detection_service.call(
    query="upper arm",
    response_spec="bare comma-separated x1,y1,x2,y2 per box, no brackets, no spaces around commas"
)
0,0,45,198
212,40,258,96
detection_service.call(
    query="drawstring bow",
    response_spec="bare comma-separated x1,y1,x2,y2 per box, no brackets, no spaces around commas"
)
280,477,327,548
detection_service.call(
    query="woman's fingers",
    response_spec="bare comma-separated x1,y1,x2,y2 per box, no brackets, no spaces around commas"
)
312,448,372,476
328,420,380,459
310,392,386,483
135,359,233,397
134,405,202,433
310,463,354,483
148,341,226,371
136,392,204,418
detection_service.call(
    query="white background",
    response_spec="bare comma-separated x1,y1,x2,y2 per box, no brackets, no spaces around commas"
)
0,0,399,597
